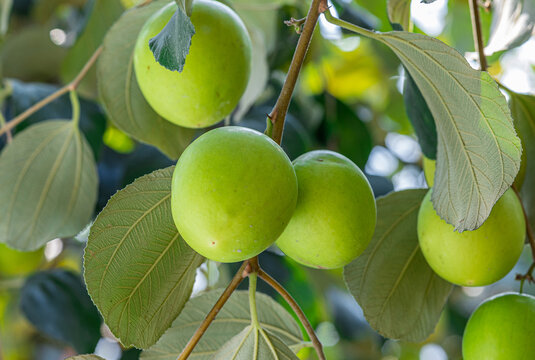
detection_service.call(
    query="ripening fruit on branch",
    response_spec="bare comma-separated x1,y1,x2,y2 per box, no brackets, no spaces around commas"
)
276,150,376,269
0,243,44,276
134,0,251,128
417,188,525,286
171,126,298,263
462,293,535,360
422,156,435,187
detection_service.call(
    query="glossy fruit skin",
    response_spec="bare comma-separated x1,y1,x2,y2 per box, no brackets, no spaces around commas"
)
0,243,44,276
463,293,535,360
134,0,251,128
171,126,297,263
276,150,376,269
417,188,525,286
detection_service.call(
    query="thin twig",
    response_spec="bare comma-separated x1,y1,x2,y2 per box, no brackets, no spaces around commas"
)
469,0,488,71
0,46,103,137
517,262,535,293
258,269,326,360
177,261,250,360
267,0,327,144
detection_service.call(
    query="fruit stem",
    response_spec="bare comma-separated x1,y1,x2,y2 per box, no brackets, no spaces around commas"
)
518,262,535,293
267,0,327,145
258,268,326,360
177,260,249,360
249,272,260,328
0,46,103,137
468,0,488,71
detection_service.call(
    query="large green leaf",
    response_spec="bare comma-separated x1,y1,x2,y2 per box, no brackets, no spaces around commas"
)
97,0,195,159
354,28,522,231
344,189,453,342
141,290,305,360
214,325,299,360
403,69,437,159
61,0,125,97
510,93,535,229
0,120,98,251
84,167,203,349
387,0,410,30
20,270,101,353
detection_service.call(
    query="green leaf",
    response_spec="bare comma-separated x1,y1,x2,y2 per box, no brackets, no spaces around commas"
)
141,290,304,360
403,69,437,159
344,189,453,342
484,0,535,56
20,270,102,353
509,93,535,230
148,6,195,72
61,0,125,97
66,356,106,360
364,29,521,231
97,1,195,159
214,325,299,360
0,121,98,251
323,94,373,168
387,0,411,30
84,166,203,349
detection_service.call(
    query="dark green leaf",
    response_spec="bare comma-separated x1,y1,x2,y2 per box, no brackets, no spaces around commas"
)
344,189,453,342
0,121,98,251
141,290,305,359
84,166,203,349
97,0,195,159
61,0,125,97
6,79,106,157
510,93,535,230
20,270,102,353
403,69,437,159
149,6,195,72
323,94,373,168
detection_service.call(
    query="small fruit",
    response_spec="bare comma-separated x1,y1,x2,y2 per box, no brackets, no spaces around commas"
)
171,126,298,262
134,0,251,128
0,243,44,276
417,188,525,286
276,150,376,269
462,293,535,360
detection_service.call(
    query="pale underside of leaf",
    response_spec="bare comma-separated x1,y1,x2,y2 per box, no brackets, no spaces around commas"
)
97,0,195,159
344,189,453,342
84,166,203,349
370,30,521,231
214,325,299,360
141,290,304,360
0,120,98,251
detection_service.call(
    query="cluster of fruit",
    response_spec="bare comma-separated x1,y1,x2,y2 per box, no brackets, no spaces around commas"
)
130,1,534,358
133,0,377,269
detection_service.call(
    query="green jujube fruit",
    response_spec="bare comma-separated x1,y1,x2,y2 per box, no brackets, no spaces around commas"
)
171,126,298,262
462,293,535,360
276,150,377,269
417,188,525,286
134,0,251,128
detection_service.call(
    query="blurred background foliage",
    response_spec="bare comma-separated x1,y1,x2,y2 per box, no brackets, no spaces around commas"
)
0,0,534,359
